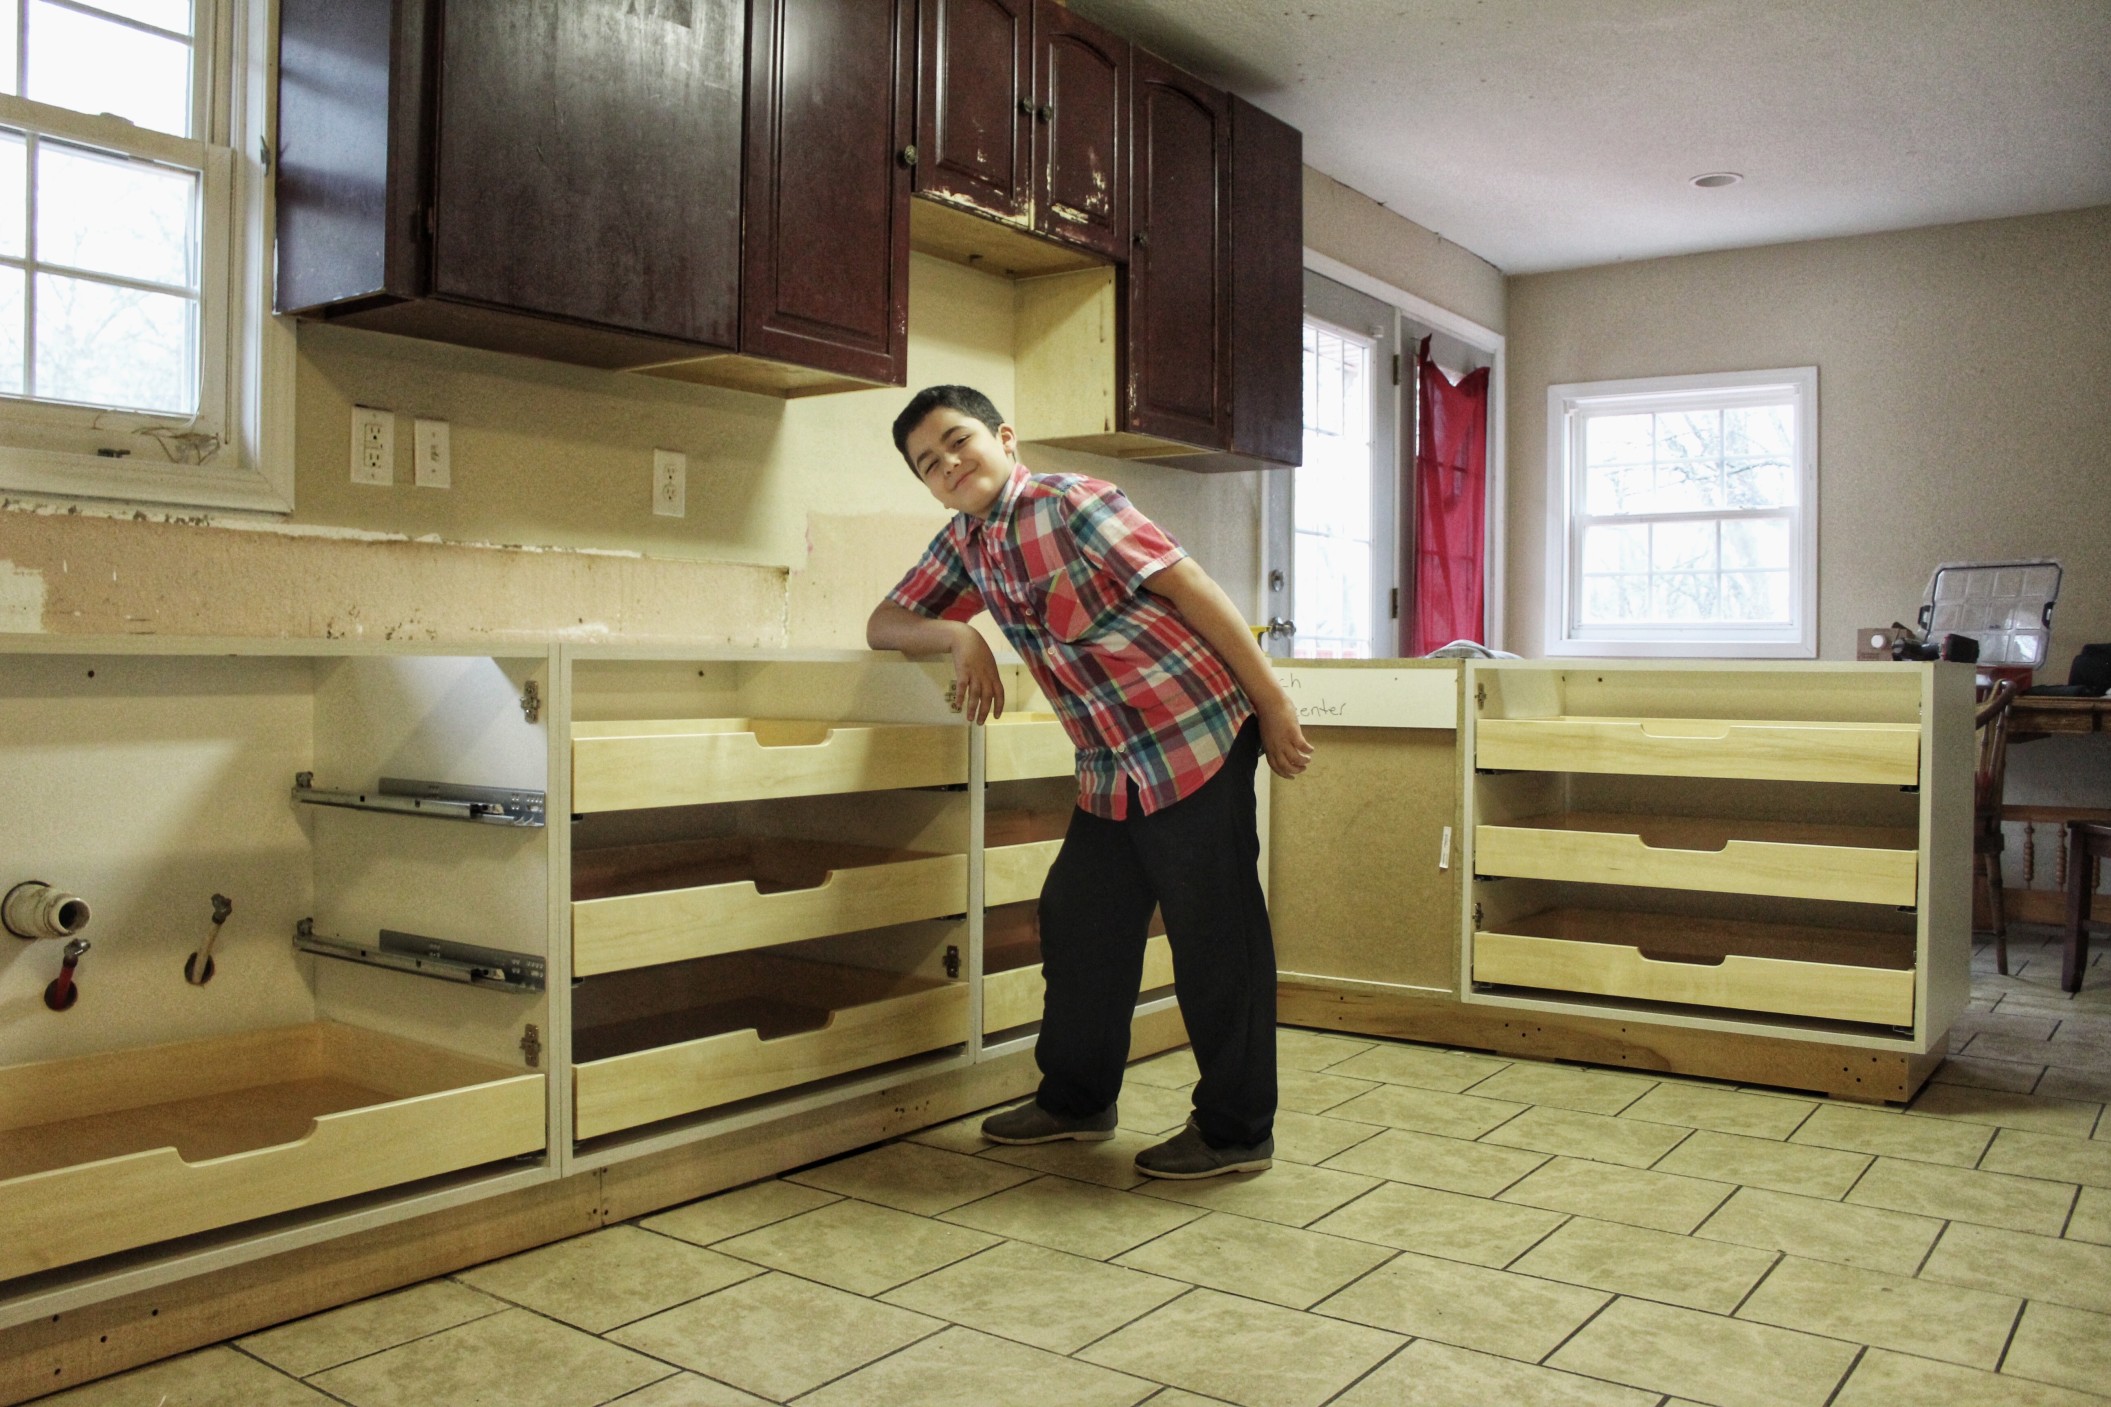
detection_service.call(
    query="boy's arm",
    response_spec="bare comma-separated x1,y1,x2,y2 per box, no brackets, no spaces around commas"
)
866,602,1006,724
1143,558,1313,778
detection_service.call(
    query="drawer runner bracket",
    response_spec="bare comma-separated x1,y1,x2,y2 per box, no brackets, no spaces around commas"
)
294,919,547,991
293,774,547,827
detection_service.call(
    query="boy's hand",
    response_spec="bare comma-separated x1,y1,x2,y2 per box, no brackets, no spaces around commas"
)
1256,695,1313,778
947,622,1006,725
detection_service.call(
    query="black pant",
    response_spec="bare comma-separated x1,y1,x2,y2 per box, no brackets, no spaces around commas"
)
1033,718,1277,1148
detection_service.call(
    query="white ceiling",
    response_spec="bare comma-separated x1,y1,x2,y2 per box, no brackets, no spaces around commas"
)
1071,0,2111,274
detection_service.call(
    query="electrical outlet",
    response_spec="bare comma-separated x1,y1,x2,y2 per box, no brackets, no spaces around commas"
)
413,418,451,488
350,406,393,485
653,449,686,517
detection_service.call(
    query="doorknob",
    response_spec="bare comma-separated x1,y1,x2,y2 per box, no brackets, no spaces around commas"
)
1264,617,1295,638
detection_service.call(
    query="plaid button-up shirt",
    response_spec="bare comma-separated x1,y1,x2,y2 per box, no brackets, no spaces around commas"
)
887,462,1252,820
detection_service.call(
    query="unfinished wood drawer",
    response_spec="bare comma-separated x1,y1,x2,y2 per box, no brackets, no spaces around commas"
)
1474,814,1919,907
1475,716,1921,786
985,714,1074,782
0,1022,545,1280
572,954,968,1138
985,838,1064,907
572,718,967,812
572,838,967,976
983,934,1176,1034
1472,908,1915,1027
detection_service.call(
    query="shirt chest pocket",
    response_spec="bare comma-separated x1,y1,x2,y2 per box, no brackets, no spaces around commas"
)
1041,568,1117,644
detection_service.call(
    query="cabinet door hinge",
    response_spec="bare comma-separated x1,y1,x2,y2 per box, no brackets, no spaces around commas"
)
1389,587,1399,620
1391,352,1401,386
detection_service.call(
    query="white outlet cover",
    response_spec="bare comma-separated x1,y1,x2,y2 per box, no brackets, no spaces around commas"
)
414,418,451,488
351,406,393,486
653,449,686,517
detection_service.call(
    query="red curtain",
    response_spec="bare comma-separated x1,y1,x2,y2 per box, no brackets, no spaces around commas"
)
1410,337,1490,653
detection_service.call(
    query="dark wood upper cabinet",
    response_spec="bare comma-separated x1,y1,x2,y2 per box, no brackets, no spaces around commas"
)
1032,0,1126,260
277,0,747,369
916,0,1032,221
741,0,916,387
1125,49,1229,450
1221,95,1303,467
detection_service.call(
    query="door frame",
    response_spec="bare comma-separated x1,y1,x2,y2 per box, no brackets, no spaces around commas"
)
1291,249,1508,653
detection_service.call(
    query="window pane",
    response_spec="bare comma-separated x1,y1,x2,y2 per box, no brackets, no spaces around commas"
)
37,142,197,287
1586,462,1650,515
27,2,193,137
1653,572,1719,621
33,272,194,411
85,0,194,34
1725,404,1791,457
0,13,16,98
1655,409,1720,462
1723,457,1793,507
1584,413,1651,467
1644,460,1721,512
1722,519,1790,571
1721,572,1791,622
0,266,23,395
1582,523,1647,574
1581,574,1648,623
0,132,23,259
1652,520,1717,574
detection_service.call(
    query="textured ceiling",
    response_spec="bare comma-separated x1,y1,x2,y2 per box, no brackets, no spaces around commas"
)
1070,0,2111,274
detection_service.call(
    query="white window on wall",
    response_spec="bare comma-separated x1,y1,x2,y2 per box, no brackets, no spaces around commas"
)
1546,368,1817,657
0,0,290,511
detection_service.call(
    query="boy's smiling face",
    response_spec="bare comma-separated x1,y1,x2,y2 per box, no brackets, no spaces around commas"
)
905,407,1017,517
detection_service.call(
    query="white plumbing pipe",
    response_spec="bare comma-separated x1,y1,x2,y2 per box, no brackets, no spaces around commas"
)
3,881,92,941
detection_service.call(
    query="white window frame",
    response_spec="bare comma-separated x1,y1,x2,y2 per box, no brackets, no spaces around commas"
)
0,0,292,512
1544,367,1817,659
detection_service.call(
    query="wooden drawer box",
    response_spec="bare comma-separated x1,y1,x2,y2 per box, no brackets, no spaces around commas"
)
985,714,1074,782
573,838,968,976
981,902,1174,1035
572,718,967,812
1472,908,1916,1027
985,839,1063,907
0,1023,545,1280
572,953,968,1138
1475,716,1921,786
1474,814,1919,907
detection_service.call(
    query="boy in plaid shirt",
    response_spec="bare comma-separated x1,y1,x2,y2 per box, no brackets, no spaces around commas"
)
868,385,1313,1178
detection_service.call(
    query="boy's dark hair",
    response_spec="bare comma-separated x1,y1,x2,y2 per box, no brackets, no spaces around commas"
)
893,385,1006,473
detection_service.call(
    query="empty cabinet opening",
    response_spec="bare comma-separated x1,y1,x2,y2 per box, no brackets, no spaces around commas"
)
980,900,1175,1040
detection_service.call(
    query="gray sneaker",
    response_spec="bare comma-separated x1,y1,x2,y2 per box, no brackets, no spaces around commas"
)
1134,1119,1273,1179
980,1099,1118,1145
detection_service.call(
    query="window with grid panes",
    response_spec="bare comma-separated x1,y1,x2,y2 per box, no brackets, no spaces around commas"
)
1546,368,1817,657
0,0,286,510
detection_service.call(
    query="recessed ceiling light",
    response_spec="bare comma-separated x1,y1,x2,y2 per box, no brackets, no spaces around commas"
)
1691,172,1743,189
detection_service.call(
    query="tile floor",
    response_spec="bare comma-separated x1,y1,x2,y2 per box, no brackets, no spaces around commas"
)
40,925,2111,1407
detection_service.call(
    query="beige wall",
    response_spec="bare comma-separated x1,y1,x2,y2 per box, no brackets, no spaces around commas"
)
0,254,1261,647
1302,167,1507,335
1504,205,2111,664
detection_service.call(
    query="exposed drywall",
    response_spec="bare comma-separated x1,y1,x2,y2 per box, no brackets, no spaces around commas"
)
1303,166,1507,334
1504,205,2111,662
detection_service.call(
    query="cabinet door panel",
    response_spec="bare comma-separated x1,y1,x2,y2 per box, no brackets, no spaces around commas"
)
1226,96,1302,466
744,0,914,385
431,0,743,349
918,0,1031,221
1032,0,1125,259
1127,51,1228,447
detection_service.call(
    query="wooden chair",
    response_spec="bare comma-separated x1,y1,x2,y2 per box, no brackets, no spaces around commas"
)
2062,822,2110,991
1974,679,2019,973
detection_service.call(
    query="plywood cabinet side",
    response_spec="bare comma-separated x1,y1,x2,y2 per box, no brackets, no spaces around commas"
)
1013,267,1192,458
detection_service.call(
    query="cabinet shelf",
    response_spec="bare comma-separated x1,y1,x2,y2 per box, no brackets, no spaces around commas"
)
571,837,967,976
1475,812,1919,906
1475,715,1922,786
1472,906,1916,1027
572,718,968,812
572,950,967,1138
0,1022,544,1281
